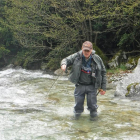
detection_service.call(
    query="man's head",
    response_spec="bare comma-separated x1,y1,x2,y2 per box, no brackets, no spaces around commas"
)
82,41,93,59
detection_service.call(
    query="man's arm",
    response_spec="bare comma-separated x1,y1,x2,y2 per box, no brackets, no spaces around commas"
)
61,52,78,72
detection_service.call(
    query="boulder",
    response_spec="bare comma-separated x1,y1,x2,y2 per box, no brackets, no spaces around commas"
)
125,57,138,70
133,57,140,73
108,51,126,68
125,83,140,97
2,64,14,70
108,55,119,68
41,62,47,71
114,58,140,98
54,68,70,76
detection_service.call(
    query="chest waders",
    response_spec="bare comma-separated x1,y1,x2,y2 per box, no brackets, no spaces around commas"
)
73,55,100,120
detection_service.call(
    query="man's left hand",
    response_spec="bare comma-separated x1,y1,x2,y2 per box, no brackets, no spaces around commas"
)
99,89,106,95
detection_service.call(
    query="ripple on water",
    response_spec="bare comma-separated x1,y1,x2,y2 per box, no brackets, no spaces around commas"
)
114,123,132,128
0,68,140,140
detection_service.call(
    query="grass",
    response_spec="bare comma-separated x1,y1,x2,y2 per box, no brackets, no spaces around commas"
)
107,64,128,75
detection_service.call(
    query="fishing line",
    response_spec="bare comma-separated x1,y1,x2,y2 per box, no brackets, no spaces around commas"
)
47,71,63,95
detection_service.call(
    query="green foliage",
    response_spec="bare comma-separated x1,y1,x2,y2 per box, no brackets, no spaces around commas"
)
0,0,140,70
15,48,41,68
107,64,127,75
46,45,77,70
15,49,29,67
119,64,127,71
117,33,133,47
93,43,108,66
0,45,10,58
126,56,140,66
0,0,18,59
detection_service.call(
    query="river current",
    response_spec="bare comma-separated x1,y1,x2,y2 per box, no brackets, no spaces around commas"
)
0,68,140,140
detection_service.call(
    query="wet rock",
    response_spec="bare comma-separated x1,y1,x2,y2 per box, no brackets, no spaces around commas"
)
107,71,130,86
108,51,127,69
133,58,140,73
2,64,14,70
125,63,134,69
125,83,140,97
106,83,116,90
54,68,70,76
125,57,139,70
15,66,22,69
108,55,119,68
115,58,140,98
41,62,47,71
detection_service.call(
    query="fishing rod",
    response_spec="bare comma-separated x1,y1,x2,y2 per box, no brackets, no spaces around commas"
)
96,90,100,96
47,67,69,95
47,67,102,96
96,89,104,96
47,71,63,95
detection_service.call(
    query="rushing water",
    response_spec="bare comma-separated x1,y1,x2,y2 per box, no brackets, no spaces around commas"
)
0,68,140,140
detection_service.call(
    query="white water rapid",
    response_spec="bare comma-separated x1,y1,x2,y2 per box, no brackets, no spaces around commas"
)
0,68,140,140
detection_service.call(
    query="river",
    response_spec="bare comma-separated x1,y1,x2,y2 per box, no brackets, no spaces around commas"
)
0,68,140,140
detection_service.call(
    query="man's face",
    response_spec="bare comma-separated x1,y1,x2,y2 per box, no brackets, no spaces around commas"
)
82,48,92,59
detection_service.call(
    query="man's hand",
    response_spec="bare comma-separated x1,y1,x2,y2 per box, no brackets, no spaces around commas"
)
61,64,66,72
99,89,106,95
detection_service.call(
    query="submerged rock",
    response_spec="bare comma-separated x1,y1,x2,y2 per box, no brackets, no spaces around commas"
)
114,58,140,98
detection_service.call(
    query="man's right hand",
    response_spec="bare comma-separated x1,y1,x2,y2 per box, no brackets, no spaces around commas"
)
61,64,66,72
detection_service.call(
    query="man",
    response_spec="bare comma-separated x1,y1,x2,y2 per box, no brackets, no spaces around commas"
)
61,41,106,120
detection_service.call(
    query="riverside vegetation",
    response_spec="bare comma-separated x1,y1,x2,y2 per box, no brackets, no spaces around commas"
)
0,0,140,70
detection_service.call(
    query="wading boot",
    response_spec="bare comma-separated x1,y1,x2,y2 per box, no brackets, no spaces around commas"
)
74,113,81,120
90,111,98,121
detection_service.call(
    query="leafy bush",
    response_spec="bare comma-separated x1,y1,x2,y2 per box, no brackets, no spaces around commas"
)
46,45,77,70
93,43,108,66
15,48,40,68
0,45,10,58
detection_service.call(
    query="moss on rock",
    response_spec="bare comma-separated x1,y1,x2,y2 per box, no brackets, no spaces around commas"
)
125,82,139,97
108,51,122,68
125,56,140,69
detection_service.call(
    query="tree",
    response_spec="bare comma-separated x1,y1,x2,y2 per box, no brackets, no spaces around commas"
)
2,0,140,69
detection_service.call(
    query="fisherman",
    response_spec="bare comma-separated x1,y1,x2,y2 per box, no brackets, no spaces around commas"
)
61,41,106,120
